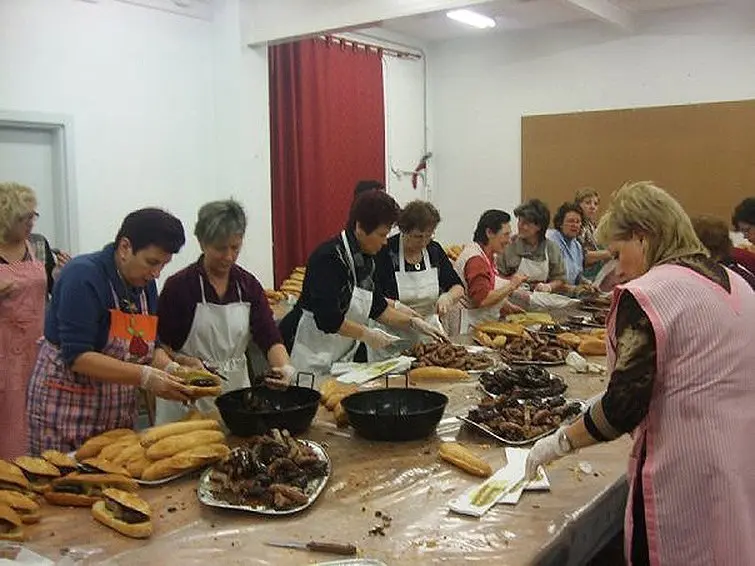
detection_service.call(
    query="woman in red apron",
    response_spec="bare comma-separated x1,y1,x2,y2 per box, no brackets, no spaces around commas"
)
525,182,755,565
0,183,47,459
26,208,195,454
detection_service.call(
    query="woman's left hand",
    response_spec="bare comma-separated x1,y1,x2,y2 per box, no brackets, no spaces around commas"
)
54,250,72,267
534,283,553,293
435,292,455,316
410,317,449,343
268,365,295,389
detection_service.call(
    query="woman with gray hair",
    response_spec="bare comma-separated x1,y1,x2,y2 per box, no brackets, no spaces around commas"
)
156,199,294,423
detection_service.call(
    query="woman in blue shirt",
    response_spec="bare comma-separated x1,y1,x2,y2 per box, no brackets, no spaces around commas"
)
546,202,591,290
26,208,195,453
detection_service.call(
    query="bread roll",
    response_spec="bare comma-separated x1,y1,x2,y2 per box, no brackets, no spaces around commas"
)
126,456,151,480
139,420,220,448
98,437,140,462
141,443,230,481
75,429,136,461
557,332,582,348
333,402,349,428
407,367,469,380
111,443,146,467
578,338,606,356
145,430,226,461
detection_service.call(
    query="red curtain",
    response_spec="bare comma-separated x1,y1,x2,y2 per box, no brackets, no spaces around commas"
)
269,38,386,287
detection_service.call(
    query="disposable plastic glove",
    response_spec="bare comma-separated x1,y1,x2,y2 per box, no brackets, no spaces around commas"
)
268,364,296,389
410,317,450,343
435,292,455,316
360,327,401,350
525,428,571,480
394,300,421,318
534,283,553,293
140,365,192,402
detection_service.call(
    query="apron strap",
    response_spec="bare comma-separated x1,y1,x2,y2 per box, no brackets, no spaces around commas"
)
236,282,243,302
198,276,208,304
340,230,359,287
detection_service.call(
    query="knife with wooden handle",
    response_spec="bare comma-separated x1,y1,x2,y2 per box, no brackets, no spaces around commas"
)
266,540,358,556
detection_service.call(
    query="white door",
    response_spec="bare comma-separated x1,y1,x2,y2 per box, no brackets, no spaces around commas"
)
0,127,59,247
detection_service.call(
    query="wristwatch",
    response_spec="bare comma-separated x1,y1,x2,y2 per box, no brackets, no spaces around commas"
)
557,429,574,454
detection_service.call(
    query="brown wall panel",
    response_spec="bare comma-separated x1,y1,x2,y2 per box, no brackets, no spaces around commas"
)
521,99,755,223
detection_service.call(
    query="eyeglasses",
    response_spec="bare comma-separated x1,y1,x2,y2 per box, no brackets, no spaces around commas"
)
563,219,583,226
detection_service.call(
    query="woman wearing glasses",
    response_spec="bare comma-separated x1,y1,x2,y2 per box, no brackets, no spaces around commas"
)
546,202,594,293
372,201,463,358
0,182,49,458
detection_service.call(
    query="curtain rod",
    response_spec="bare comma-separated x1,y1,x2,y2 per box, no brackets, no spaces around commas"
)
318,35,422,60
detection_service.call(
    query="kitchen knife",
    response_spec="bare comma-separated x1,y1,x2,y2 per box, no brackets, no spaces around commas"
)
265,541,358,556
201,362,229,382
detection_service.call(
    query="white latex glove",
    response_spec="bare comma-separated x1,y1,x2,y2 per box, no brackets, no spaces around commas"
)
268,364,295,389
500,299,525,315
534,283,552,293
163,361,181,375
140,366,192,402
511,273,529,288
361,327,401,350
435,292,455,316
525,429,571,480
394,300,421,318
410,316,450,343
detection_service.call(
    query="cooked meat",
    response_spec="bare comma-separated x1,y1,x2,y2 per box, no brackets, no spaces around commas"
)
105,498,148,524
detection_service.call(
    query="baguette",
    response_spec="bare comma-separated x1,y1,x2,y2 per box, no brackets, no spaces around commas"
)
141,443,231,481
126,456,151,480
578,338,606,356
557,332,583,349
140,420,220,448
111,443,146,467
145,430,225,461
76,429,136,460
92,489,152,539
98,437,140,462
407,367,469,380
333,402,349,428
438,442,493,478
325,391,355,411
80,458,131,477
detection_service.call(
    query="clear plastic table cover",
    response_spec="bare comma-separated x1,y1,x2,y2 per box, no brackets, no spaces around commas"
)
24,360,630,566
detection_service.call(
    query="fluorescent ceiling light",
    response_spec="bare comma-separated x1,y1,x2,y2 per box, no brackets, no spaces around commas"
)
446,9,496,29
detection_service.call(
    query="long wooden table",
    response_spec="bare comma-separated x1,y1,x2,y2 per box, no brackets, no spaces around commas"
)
23,358,629,565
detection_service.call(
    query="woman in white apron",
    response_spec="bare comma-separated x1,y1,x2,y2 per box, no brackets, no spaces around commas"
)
445,210,528,336
370,201,463,360
525,182,755,566
156,200,295,424
498,199,567,293
279,191,447,385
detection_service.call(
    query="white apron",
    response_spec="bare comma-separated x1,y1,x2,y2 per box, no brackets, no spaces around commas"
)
516,241,550,283
156,277,251,424
449,243,510,335
290,231,373,384
368,236,440,361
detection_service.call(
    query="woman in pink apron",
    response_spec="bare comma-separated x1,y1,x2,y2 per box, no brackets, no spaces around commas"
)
0,183,47,458
525,182,755,565
445,209,527,336
26,208,195,454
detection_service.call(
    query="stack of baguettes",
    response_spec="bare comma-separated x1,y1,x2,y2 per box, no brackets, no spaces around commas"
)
74,421,230,482
278,266,305,298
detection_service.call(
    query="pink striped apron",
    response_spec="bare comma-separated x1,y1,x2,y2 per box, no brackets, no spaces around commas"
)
0,242,47,458
26,286,156,454
606,264,755,566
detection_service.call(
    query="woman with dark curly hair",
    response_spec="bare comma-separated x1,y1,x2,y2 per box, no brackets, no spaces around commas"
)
732,197,755,249
371,200,464,358
498,199,566,293
546,202,592,288
279,191,447,382
691,215,755,290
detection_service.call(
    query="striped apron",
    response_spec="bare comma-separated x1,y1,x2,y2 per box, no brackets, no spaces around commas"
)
26,286,157,454
607,264,755,566
0,243,47,458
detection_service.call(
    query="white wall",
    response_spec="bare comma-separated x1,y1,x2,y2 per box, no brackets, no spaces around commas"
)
428,4,755,245
0,0,274,284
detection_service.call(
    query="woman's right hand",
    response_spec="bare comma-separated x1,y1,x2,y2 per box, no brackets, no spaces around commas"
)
140,366,192,402
360,327,400,350
511,274,528,288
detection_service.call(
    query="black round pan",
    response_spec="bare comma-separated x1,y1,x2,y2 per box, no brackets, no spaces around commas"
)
216,386,321,437
340,388,448,441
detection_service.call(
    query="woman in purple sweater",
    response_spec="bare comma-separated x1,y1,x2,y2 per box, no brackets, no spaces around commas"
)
156,199,294,424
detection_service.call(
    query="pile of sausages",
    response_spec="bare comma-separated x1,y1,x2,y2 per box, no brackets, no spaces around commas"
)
406,343,492,371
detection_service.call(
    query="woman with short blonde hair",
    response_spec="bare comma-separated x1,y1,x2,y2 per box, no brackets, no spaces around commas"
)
0,182,48,458
526,181,755,566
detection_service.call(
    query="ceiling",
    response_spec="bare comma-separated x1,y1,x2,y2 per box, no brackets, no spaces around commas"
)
378,0,724,42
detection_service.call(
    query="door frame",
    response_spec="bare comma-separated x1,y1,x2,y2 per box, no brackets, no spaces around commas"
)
0,110,78,253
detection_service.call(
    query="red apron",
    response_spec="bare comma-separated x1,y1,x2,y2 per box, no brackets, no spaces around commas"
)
26,286,157,454
608,264,755,566
0,243,47,458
